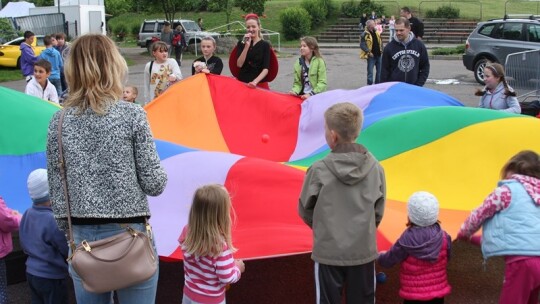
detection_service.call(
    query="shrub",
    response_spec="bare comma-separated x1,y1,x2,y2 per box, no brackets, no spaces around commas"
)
302,0,327,28
280,7,312,40
340,0,385,18
425,5,460,19
0,18,17,43
112,23,128,41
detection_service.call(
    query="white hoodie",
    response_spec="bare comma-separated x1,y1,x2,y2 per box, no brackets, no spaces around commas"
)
25,77,59,103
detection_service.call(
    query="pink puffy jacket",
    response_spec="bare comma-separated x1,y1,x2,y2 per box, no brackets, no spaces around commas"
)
399,233,451,301
0,197,21,258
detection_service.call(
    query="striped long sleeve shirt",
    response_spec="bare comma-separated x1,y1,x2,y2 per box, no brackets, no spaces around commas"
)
179,226,241,304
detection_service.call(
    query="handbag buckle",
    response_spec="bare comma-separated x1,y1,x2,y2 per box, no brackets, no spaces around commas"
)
127,226,138,237
82,240,92,252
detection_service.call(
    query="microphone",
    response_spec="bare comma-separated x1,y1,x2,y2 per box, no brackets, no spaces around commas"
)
241,34,251,44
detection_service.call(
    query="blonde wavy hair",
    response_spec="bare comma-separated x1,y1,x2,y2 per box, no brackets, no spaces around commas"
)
64,34,127,114
183,184,236,257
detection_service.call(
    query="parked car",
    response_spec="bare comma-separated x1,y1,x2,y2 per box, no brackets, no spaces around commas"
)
463,16,540,84
0,35,46,68
138,19,220,51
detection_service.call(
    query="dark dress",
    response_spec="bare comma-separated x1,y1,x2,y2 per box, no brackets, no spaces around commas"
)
236,39,271,84
191,55,224,75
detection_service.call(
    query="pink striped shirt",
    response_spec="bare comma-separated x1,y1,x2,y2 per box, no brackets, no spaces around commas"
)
179,226,241,304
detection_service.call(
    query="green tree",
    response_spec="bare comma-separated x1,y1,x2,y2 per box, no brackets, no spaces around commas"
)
32,0,55,6
236,0,267,16
214,0,234,28
105,0,132,16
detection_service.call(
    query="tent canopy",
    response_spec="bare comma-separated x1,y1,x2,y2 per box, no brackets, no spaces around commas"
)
0,1,35,18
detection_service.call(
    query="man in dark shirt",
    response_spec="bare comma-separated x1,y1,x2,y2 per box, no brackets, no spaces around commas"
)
400,7,424,40
360,20,383,85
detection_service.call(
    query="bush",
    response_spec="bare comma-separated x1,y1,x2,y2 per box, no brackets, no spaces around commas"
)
340,0,385,18
425,5,460,19
280,7,312,40
302,0,327,28
0,18,17,43
112,23,128,41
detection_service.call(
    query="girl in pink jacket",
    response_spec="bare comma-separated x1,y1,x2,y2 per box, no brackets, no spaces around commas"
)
0,196,22,304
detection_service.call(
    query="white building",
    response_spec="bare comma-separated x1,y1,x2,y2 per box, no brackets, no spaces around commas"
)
30,0,106,36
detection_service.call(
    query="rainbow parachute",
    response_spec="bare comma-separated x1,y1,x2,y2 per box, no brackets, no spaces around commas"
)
2,75,539,260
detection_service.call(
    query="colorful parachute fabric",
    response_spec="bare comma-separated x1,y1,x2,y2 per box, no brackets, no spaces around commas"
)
3,75,540,261
0,87,60,212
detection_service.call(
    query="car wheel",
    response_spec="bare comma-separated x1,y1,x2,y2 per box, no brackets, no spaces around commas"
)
474,58,489,85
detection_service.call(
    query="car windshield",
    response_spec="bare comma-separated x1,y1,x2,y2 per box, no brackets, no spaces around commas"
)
182,21,200,32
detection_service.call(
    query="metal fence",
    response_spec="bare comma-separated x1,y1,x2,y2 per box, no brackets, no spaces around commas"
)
505,49,540,102
12,13,66,36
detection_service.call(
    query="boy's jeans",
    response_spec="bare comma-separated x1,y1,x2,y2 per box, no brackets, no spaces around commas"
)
69,223,159,304
367,55,382,85
49,78,63,96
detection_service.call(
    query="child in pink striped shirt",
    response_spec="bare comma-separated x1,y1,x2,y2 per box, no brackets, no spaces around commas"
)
179,184,245,304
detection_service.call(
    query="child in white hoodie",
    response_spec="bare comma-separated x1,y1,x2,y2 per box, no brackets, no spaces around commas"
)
25,59,59,103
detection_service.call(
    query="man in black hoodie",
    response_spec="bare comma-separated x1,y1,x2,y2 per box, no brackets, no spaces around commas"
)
400,7,424,40
380,17,430,86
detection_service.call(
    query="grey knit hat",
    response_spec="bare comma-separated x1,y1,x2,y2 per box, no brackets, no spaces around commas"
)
407,191,439,227
27,168,50,204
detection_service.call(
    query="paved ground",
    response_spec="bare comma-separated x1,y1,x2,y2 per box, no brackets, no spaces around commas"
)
3,45,514,303
1,45,479,108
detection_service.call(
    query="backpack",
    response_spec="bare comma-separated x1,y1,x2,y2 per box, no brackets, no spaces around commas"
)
172,33,181,47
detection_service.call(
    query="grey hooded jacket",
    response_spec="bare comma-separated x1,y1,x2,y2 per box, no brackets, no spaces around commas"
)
299,143,386,266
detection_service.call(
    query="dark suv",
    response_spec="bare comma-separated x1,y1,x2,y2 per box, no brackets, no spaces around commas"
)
462,16,540,84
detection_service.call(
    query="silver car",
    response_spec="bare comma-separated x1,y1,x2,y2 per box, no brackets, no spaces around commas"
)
462,17,540,84
137,19,220,51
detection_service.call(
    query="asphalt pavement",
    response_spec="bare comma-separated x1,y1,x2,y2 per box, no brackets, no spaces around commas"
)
1,45,480,108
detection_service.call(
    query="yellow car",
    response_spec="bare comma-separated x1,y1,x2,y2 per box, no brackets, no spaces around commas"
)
0,35,45,68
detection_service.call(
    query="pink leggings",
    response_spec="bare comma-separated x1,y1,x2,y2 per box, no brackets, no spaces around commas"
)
500,257,540,304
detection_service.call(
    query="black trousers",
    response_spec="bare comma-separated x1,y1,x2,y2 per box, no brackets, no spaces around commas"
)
315,261,375,304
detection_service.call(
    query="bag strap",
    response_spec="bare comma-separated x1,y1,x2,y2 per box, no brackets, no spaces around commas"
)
148,60,154,77
57,110,76,252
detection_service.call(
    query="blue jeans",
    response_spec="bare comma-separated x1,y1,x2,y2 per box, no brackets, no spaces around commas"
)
27,273,68,304
69,223,159,304
367,55,382,85
49,78,63,96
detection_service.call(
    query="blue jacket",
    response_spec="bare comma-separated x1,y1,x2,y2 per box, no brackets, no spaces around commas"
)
482,180,540,258
478,82,521,113
19,205,68,279
39,47,63,80
20,43,38,77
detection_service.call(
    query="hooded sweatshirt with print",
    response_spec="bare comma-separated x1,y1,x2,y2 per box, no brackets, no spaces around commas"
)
380,32,430,86
298,143,386,266
39,47,63,80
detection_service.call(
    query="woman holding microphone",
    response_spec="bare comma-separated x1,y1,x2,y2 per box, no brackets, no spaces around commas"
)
235,14,272,89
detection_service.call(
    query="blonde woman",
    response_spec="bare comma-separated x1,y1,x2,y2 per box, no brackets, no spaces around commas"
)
179,185,245,304
289,36,327,100
45,34,167,304
236,13,272,89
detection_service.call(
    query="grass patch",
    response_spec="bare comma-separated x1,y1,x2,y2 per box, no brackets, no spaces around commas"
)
431,44,466,55
0,68,23,82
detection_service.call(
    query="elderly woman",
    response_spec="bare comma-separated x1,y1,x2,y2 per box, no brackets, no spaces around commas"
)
46,34,167,304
